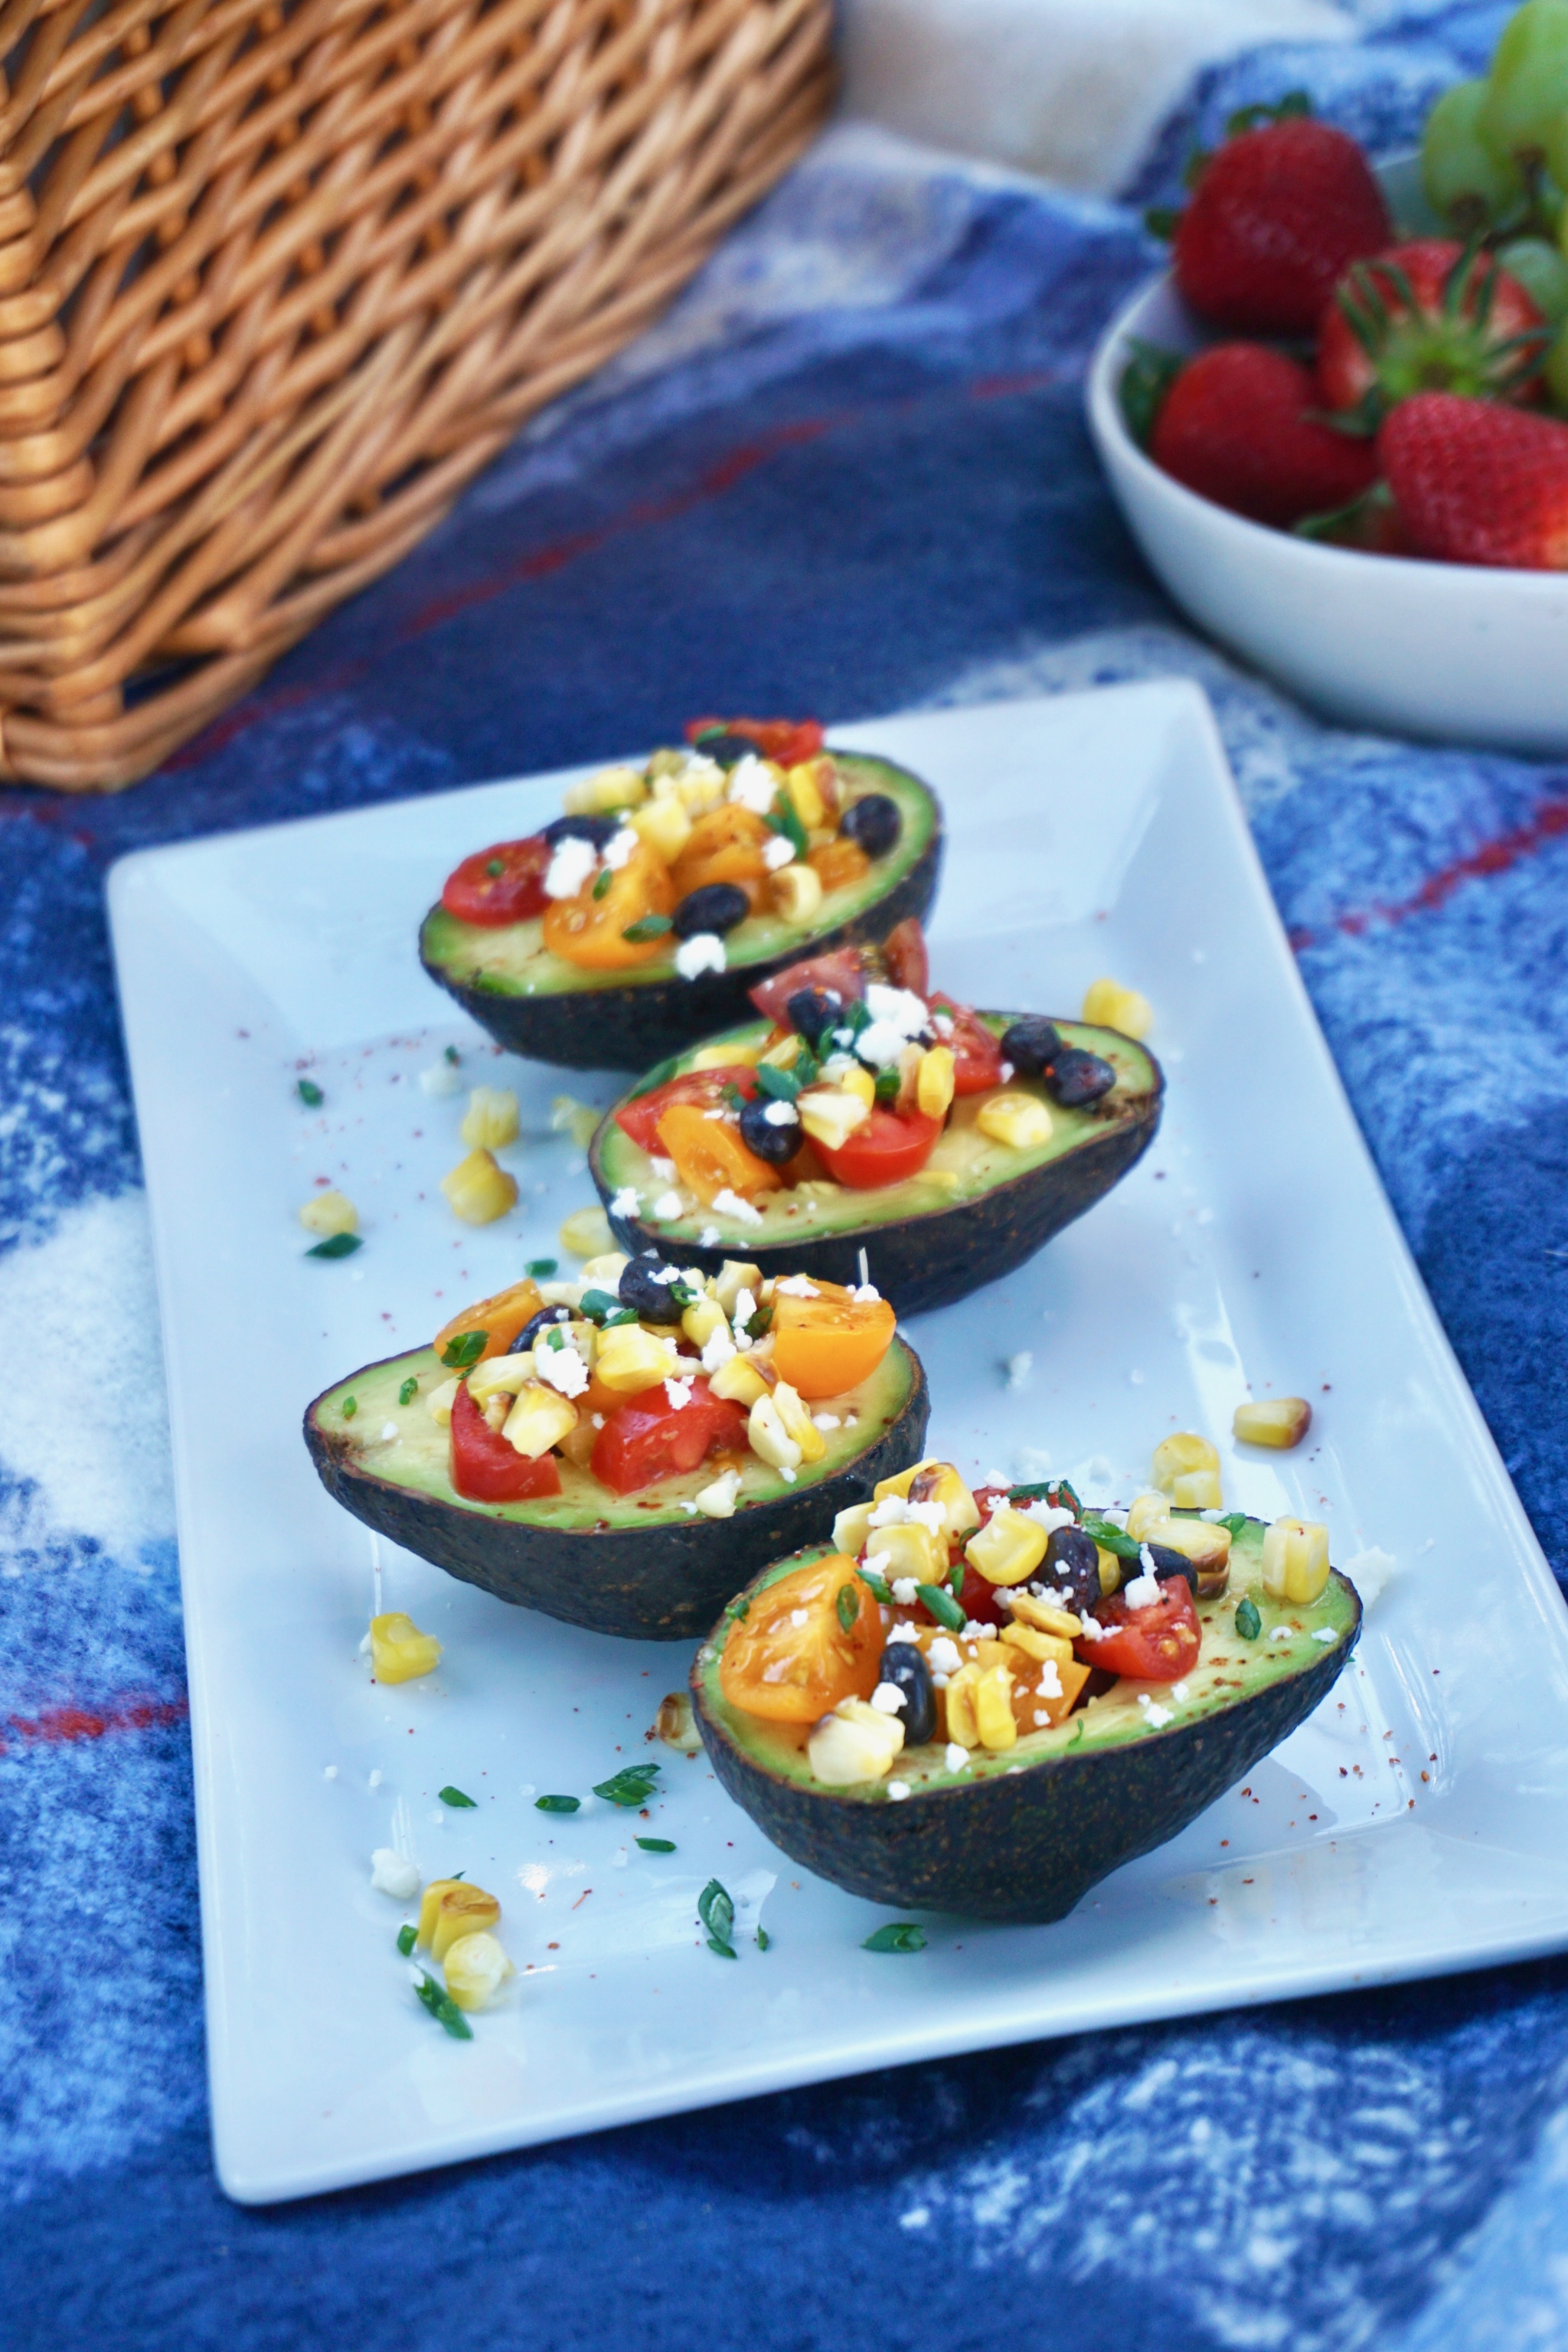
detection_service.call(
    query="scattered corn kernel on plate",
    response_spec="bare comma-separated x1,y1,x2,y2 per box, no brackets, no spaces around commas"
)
108,682,1568,2205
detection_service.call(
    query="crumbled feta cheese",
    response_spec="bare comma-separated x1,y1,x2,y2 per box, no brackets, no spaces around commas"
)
962,1621,992,1642
763,831,796,871
678,1498,699,1514
323,1765,338,1780
1142,1702,1174,1727
648,1260,681,1283
855,1020,912,1067
1171,1682,1190,1701
944,1743,970,1774
711,1186,763,1225
650,1157,677,1181
419,1060,464,1097
537,1341,590,1398
1312,1627,1340,1645
726,753,777,812
1036,1660,1063,1698
1018,1501,1076,1536
999,1061,1014,1083
775,1275,820,1296
780,1466,797,1483
675,932,727,979
928,1636,962,1675
932,1011,954,1037
763,1098,798,1126
664,1376,694,1410
850,1282,881,1304
864,982,930,1036
699,1225,720,1248
612,1846,629,1868
590,1413,603,1429
1122,1570,1161,1609
732,1288,757,1331
1076,1612,1109,1642
380,1421,398,1441
652,1191,684,1220
887,1780,910,1802
544,835,598,899
812,1413,841,1431
870,1683,905,1715
1004,1352,1033,1390
368,1769,383,1788
609,1186,641,1217
701,1324,737,1374
602,825,639,871
890,1576,920,1606
1271,1626,1294,1642
1342,1545,1398,1609
371,1848,420,1900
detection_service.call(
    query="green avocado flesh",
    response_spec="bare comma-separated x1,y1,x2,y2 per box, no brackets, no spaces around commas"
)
593,1017,1162,1318
420,756,936,999
302,1337,929,1640
691,1519,1361,1920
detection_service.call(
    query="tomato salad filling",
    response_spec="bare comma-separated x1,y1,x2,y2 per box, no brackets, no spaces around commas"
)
716,1461,1248,1786
423,1251,899,1509
439,718,912,981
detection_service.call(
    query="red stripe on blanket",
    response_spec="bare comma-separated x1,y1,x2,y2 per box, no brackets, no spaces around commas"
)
1290,795,1568,951
0,1696,189,1755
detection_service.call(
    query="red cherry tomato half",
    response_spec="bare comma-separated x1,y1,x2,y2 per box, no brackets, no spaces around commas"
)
442,836,552,926
748,946,867,1027
929,995,1004,1095
956,1562,1009,1629
1076,1578,1200,1684
614,1066,760,1155
881,918,929,997
590,1377,750,1495
449,1380,564,1503
815,1106,942,1190
686,716,825,768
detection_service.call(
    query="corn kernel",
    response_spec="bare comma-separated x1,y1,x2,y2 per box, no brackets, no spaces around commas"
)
564,763,646,815
550,1095,600,1151
797,1087,871,1151
832,1500,874,1557
655,1690,701,1750
772,1380,827,1463
672,761,727,815
1138,1515,1231,1577
759,1031,804,1071
770,863,824,924
629,792,692,864
299,1188,357,1238
975,1089,1053,1150
501,1381,578,1458
1082,977,1152,1038
1233,1396,1313,1450
681,1294,728,1348
965,1503,1048,1586
748,1391,802,1472
1006,1591,1083,1639
426,1375,460,1426
709,1354,770,1408
579,1251,630,1289
426,1882,501,1962
1152,1432,1222,1512
442,1148,518,1225
783,758,828,830
695,1467,741,1518
1001,1622,1074,1670
862,1517,947,1585
1125,1491,1171,1543
466,1355,537,1405
559,1204,613,1258
371,1611,443,1684
807,1697,903,1785
946,1660,1017,1751
460,1086,520,1150
875,1459,979,1541
416,1879,466,1947
1096,1546,1121,1595
1262,1516,1331,1604
916,1045,956,1120
713,1259,763,1315
443,1929,514,2011
593,1322,675,1394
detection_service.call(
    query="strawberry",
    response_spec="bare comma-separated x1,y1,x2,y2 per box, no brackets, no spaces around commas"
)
1379,391,1568,567
1318,240,1547,426
1150,344,1379,528
1173,117,1391,335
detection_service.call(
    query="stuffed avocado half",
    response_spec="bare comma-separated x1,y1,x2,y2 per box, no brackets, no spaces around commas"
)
419,719,942,1073
590,952,1162,1318
691,1465,1361,1922
304,1256,929,1642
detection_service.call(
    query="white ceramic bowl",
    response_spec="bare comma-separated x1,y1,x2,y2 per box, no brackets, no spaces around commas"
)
1085,181,1568,752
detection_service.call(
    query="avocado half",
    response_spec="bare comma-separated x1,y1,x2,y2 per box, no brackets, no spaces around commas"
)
691,1519,1361,1920
590,1017,1163,1318
302,1338,929,1642
418,753,942,1073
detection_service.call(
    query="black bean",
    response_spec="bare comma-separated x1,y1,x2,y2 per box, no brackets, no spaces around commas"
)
785,986,844,1047
838,793,901,859
1043,1047,1117,1107
1001,1017,1063,1078
691,730,756,769
1042,1524,1103,1613
879,1642,937,1747
618,1250,689,1322
510,1304,572,1354
541,814,618,849
739,1095,803,1164
1145,1543,1198,1594
672,882,751,939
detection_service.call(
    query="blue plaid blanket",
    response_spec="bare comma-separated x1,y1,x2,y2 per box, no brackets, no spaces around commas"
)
5,6,1567,2344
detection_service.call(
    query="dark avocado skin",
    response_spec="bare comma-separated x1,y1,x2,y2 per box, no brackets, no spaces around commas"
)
302,1349,929,1642
417,783,942,1076
593,1025,1165,1319
691,1563,1361,1922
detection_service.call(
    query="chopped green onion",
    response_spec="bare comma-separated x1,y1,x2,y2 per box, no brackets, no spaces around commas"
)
297,1077,324,1106
622,914,674,942
724,1595,751,1623
1220,1512,1251,1538
527,1258,557,1278
792,1048,820,1089
444,1045,460,1064
577,1288,622,1325
754,1064,800,1102
342,1395,357,1419
856,1567,893,1606
756,1926,772,1952
398,1376,418,1406
397,1924,416,1956
307,1231,362,1259
635,1837,676,1854
603,1306,639,1326
546,1326,564,1351
535,1794,580,1813
1008,1477,1081,1518
862,1922,926,1953
949,1561,965,1602
441,1331,487,1369
874,1067,900,1104
835,1583,859,1632
439,1785,476,1808
719,1082,747,1110
412,1969,472,2039
698,1878,737,1958
485,858,505,877
766,797,809,860
1235,1596,1262,1641
1081,1514,1141,1562
591,866,614,900
593,1763,662,1807
916,1583,965,1634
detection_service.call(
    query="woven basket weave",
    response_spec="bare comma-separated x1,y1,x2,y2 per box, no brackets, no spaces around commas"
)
0,0,831,790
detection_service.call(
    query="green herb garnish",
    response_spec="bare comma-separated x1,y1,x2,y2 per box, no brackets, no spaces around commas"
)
874,1067,900,1104
603,1306,639,1326
444,1045,460,1064
1235,1596,1262,1641
1009,1477,1081,1517
916,1583,965,1634
1081,1513,1141,1562
724,1595,751,1623
412,1969,472,2039
949,1560,965,1602
397,1924,416,1955
754,1063,800,1102
862,1922,926,1954
719,1081,747,1110
756,1926,772,1952
546,1325,564,1350
1119,336,1184,449
1219,1512,1251,1538
766,797,809,860
856,1567,893,1606
698,1878,737,1958
342,1395,357,1419
792,1048,820,1089
835,1583,858,1632
297,1077,324,1106
307,1231,362,1259
485,857,505,877
439,1785,476,1808
746,1302,772,1337
440,1330,487,1369
622,913,674,942
527,1257,557,1278
635,1836,676,1854
398,1375,418,1406
593,1763,662,1808
535,1794,580,1813
577,1288,621,1324
591,865,614,900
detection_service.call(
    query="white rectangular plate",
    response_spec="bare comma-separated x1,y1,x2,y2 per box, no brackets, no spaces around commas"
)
109,681,1568,2206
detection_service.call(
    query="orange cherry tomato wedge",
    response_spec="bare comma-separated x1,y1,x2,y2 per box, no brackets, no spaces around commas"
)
614,1067,759,1155
769,1277,897,1399
669,805,773,908
433,1278,545,1366
655,1102,783,1205
719,1554,883,1723
542,840,675,970
807,838,871,895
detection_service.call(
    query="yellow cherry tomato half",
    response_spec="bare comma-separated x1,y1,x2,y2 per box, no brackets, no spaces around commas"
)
719,1554,883,1723
655,1102,783,1206
543,840,675,970
769,1277,897,1400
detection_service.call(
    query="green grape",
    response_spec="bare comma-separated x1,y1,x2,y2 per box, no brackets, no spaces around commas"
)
1499,234,1568,319
1481,0,1568,164
1546,317,1568,407
1423,78,1524,227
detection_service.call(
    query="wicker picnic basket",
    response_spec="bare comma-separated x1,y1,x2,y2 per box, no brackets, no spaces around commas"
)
0,0,831,791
